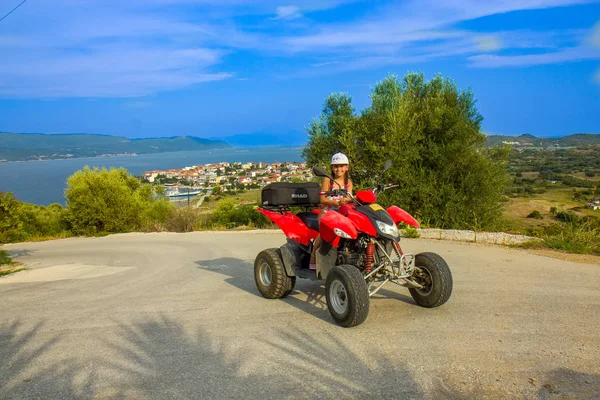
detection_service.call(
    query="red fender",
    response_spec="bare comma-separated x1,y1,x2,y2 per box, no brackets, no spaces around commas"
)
386,206,420,228
356,190,376,204
320,210,358,248
338,203,354,216
346,209,377,236
257,208,315,246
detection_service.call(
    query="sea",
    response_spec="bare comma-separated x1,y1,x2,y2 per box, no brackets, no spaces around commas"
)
0,147,304,206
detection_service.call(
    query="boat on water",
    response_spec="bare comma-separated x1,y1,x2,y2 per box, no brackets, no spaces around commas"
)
164,187,204,198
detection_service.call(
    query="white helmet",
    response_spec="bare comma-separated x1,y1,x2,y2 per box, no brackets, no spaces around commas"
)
330,152,349,165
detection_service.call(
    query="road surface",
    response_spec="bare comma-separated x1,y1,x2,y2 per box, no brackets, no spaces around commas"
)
1,231,599,399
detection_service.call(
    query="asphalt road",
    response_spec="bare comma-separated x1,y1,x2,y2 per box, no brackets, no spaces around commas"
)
1,232,599,399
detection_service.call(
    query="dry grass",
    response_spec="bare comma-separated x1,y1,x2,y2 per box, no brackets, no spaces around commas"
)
0,263,25,276
503,188,598,232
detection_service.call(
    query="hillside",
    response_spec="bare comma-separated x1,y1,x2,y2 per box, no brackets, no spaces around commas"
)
0,132,231,161
486,133,600,147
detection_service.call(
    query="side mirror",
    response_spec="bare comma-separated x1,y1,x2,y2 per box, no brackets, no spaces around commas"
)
312,165,330,178
383,160,392,173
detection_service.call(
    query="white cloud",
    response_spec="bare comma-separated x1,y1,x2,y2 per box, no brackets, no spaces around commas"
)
311,61,342,67
274,5,302,20
282,0,593,51
0,43,232,98
0,2,236,98
468,47,600,68
0,0,597,97
475,35,502,52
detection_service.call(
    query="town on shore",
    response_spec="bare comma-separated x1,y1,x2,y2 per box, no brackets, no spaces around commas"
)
142,161,311,195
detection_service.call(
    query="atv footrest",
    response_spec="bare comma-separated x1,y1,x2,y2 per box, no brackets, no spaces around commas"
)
295,268,318,281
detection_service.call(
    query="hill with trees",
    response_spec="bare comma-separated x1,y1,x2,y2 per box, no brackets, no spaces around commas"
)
0,132,230,162
486,133,600,148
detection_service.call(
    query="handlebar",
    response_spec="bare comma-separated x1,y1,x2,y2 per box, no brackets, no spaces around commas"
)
319,182,398,206
370,183,398,194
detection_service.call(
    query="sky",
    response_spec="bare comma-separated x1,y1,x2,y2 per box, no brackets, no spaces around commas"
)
0,0,599,140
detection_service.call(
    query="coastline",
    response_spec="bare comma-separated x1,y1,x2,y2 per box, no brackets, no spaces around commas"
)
0,145,307,164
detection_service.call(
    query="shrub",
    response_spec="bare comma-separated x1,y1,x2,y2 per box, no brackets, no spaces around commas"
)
555,211,578,223
198,199,269,229
400,225,420,238
527,210,543,219
65,166,173,234
164,206,199,232
0,249,11,265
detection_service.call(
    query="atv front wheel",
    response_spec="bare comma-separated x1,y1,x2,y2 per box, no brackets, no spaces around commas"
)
409,252,453,308
325,264,370,327
254,248,295,299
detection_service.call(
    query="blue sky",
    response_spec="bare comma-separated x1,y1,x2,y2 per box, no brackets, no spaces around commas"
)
0,0,599,140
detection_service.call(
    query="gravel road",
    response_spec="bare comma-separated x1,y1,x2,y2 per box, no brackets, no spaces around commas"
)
1,231,599,399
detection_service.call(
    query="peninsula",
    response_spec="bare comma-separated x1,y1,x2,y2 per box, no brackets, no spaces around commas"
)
0,132,230,162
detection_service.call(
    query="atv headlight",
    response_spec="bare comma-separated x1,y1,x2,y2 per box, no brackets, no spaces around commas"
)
333,228,353,239
375,220,399,238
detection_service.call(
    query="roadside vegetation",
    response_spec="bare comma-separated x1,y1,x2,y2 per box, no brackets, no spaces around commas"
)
1,72,599,259
0,249,24,276
499,147,600,255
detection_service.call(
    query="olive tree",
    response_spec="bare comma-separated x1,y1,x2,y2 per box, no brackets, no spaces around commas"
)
65,166,173,234
303,73,509,229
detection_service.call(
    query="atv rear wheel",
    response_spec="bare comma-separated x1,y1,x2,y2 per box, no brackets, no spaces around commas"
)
254,248,295,299
325,264,370,327
409,252,453,308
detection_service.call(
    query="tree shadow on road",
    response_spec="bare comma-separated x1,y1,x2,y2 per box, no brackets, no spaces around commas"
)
4,249,34,258
427,367,600,400
102,314,423,399
196,256,419,324
537,368,600,400
196,256,334,323
0,319,90,399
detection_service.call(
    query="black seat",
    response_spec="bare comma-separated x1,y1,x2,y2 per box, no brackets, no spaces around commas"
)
296,212,319,232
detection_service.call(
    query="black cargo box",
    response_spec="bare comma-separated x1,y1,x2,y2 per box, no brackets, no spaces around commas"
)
261,182,320,207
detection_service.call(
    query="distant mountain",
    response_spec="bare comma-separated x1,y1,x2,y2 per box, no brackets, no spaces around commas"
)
486,133,600,147
0,132,230,162
218,131,308,147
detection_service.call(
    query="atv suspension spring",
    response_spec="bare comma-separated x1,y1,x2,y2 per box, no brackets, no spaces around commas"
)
365,241,375,274
393,241,403,256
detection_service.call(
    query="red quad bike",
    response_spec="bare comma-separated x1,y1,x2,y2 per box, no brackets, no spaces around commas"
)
254,161,453,327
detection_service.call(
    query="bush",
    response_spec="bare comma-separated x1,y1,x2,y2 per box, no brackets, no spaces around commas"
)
198,199,269,229
527,210,543,219
522,217,600,255
165,206,199,232
555,211,578,223
400,225,420,238
543,221,600,254
65,166,174,234
0,249,11,265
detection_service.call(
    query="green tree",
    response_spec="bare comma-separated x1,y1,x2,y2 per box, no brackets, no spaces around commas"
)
302,92,357,167
65,166,173,234
0,192,26,243
303,73,509,229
